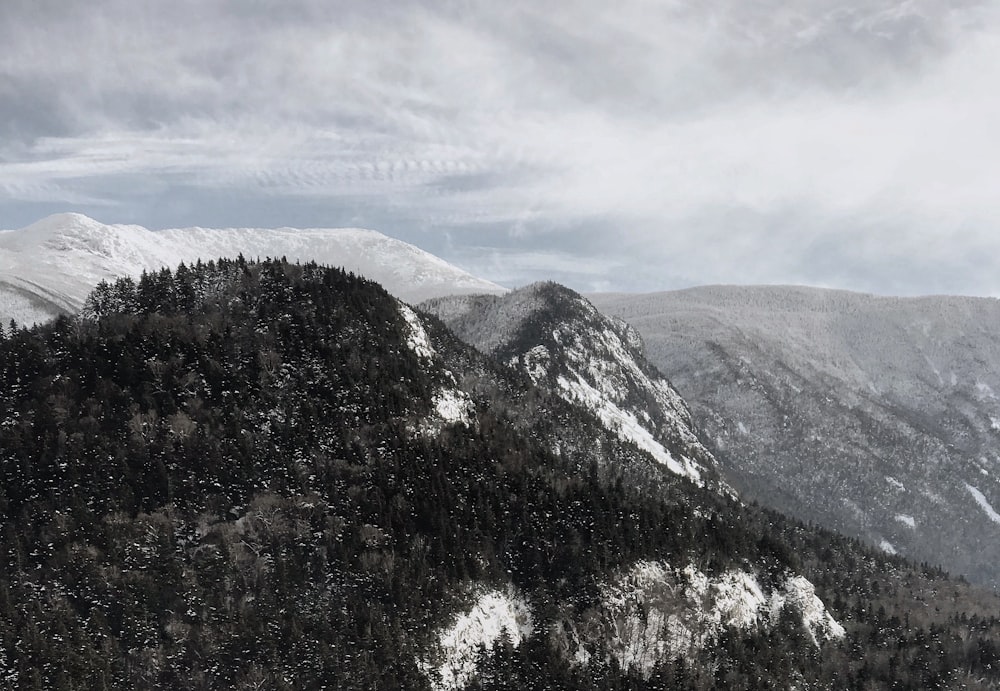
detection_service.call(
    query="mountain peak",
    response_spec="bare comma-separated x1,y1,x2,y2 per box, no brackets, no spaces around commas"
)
3,212,112,251
25,211,103,229
422,283,726,489
0,214,506,325
21,212,124,240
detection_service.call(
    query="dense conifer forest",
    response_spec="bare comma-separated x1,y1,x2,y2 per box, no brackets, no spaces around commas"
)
1,258,1000,689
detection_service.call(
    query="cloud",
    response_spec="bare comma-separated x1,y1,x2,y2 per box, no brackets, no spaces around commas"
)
0,0,998,295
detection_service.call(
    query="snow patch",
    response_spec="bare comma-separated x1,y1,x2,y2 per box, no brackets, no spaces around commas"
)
895,514,916,528
707,570,768,630
399,303,475,429
965,483,1000,525
399,303,435,361
925,356,943,386
586,560,843,678
523,344,550,384
885,476,905,492
557,373,702,484
769,576,846,644
596,561,691,674
434,388,474,426
421,588,532,690
878,539,898,555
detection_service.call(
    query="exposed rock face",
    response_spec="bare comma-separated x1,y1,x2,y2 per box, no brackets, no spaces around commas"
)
422,283,726,490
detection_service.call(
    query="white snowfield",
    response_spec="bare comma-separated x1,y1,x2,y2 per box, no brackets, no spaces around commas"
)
0,212,506,326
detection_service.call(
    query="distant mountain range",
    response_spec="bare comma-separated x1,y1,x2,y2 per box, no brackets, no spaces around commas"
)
591,286,1000,588
0,213,506,326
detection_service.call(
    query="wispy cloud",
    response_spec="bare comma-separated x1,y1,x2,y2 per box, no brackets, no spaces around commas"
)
1,0,998,294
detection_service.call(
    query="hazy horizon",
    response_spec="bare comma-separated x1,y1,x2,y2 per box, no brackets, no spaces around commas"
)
2,1,998,296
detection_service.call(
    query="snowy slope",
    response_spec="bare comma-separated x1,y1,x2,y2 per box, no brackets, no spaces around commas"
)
421,283,725,490
0,213,505,326
591,285,1000,587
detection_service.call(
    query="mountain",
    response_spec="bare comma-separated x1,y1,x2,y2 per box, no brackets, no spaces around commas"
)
4,260,1000,688
590,285,1000,588
0,212,505,326
421,283,725,492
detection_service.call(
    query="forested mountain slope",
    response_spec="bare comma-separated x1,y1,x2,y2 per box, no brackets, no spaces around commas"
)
1,264,999,689
591,286,1000,588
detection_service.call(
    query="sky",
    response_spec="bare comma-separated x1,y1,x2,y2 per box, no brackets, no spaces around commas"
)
1,0,999,295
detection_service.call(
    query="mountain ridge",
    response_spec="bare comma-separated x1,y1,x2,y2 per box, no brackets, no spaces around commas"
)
0,212,506,326
421,282,726,491
591,284,1000,587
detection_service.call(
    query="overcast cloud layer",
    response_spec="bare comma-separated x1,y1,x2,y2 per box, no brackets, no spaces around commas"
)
1,0,998,295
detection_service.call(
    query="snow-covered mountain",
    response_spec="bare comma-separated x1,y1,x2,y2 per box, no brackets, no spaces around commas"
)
0,212,505,326
591,285,1000,587
421,282,726,492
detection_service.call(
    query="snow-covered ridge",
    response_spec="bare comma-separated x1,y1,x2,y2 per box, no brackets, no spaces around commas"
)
557,372,701,482
0,212,506,325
